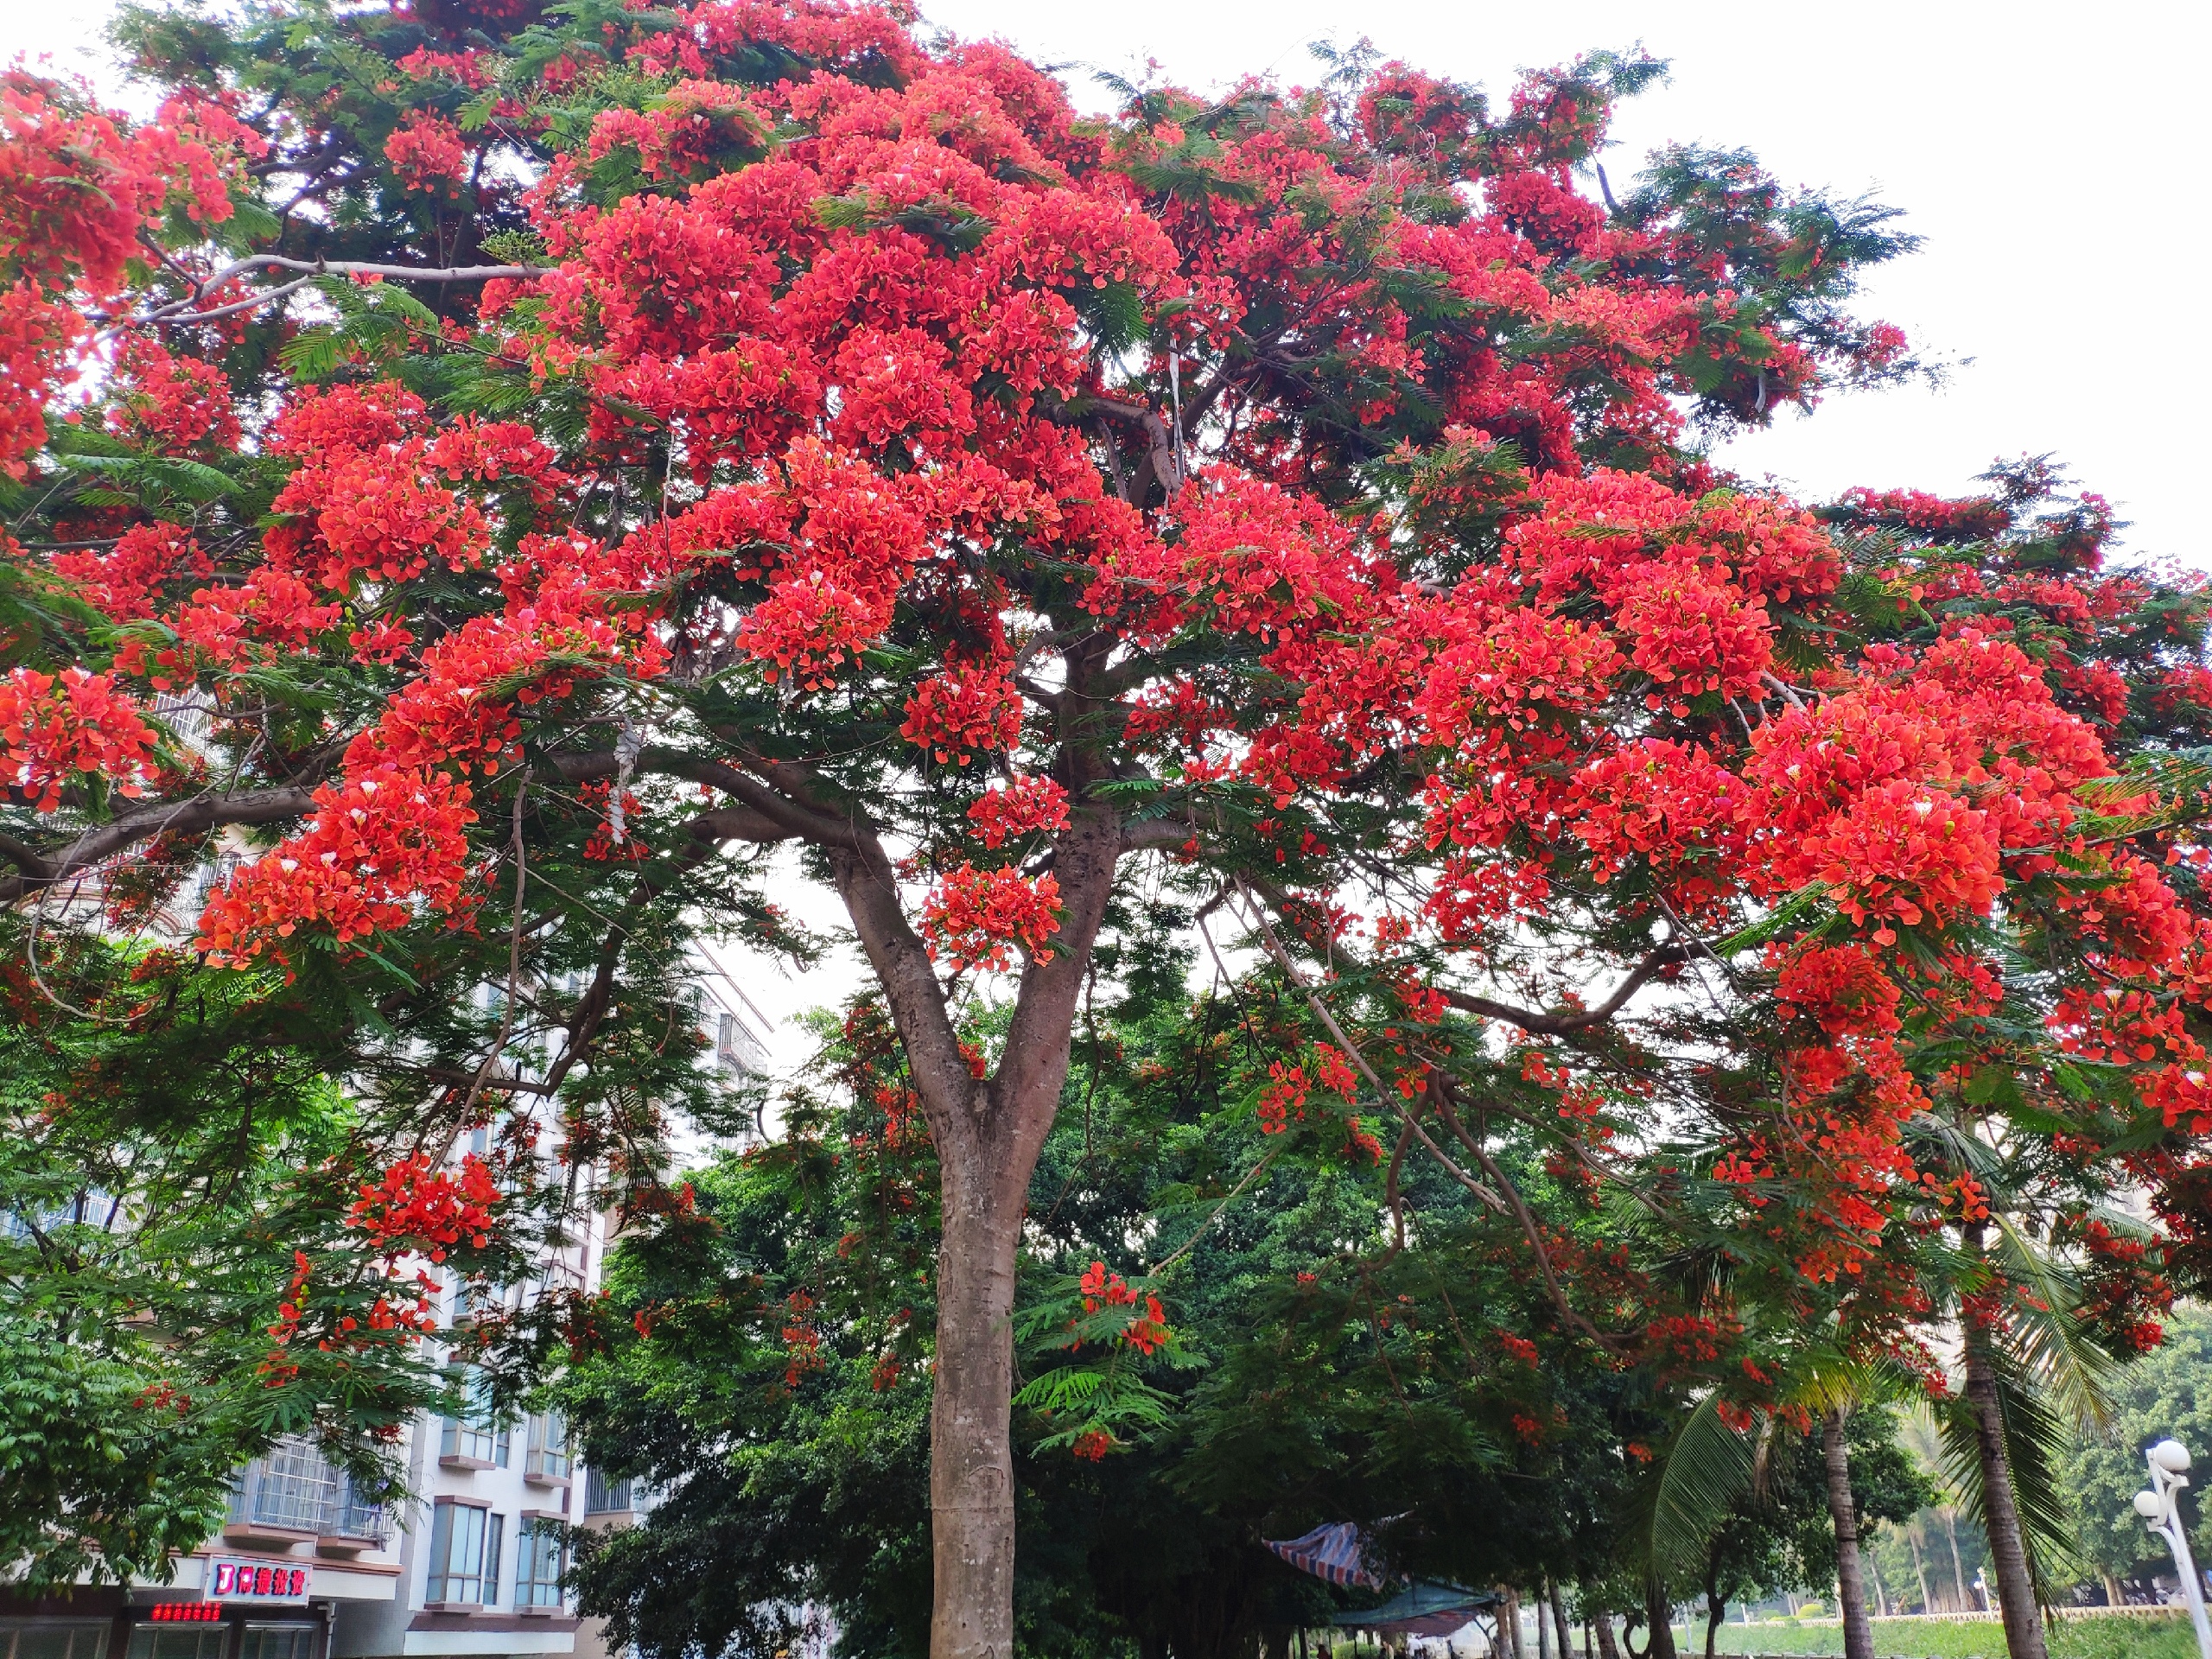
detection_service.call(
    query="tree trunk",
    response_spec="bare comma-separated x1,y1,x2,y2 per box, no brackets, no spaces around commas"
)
1538,1586,1553,1659
1942,1509,1969,1611
928,1167,1023,1659
1868,1548,1891,1618
1961,1335,2049,1659
1550,1580,1575,1659
1821,1409,1875,1659
1909,1524,1933,1612
1701,1592,1722,1659
2101,1573,2123,1609
1503,1590,1524,1659
831,796,1124,1659
1592,1612,1619,1659
1643,1582,1676,1659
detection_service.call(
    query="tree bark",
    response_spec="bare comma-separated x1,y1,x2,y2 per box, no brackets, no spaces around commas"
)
1821,1408,1875,1659
1592,1611,1619,1659
1961,1334,2050,1659
1942,1510,1969,1611
1642,1583,1676,1659
1550,1580,1575,1659
1503,1590,1524,1659
1538,1586,1552,1659
926,1161,1024,1659
1908,1523,1932,1612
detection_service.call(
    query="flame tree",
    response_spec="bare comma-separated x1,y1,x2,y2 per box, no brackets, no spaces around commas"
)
7,3,2212,1654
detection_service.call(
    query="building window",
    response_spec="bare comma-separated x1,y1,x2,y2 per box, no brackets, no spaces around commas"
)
239,1628,315,1659
5,1625,110,1659
124,1629,219,1659
230,1434,340,1532
582,1469,632,1514
524,1412,570,1483
425,1501,503,1605
515,1519,567,1608
439,1370,510,1466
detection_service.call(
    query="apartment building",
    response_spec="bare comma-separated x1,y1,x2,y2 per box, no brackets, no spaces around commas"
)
2,960,772,1659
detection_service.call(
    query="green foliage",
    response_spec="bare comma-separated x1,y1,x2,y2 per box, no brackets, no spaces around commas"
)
0,930,450,1585
562,941,1677,1656
2056,1309,2212,1580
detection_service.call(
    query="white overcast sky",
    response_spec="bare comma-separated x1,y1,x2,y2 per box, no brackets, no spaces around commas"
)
10,0,2209,1065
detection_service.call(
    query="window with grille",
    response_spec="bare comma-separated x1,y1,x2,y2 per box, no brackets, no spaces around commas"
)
425,1501,503,1605
524,1412,570,1482
439,1370,510,1466
515,1520,567,1608
582,1469,632,1514
229,1435,340,1531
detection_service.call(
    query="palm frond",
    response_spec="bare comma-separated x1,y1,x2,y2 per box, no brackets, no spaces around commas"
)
1991,1213,2114,1433
1644,1392,1758,1586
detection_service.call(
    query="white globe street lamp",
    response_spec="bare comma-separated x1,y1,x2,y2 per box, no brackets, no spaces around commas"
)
2134,1439,2212,1659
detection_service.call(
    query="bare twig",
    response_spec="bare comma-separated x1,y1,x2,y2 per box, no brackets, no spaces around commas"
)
1147,1142,1287,1277
1226,876,1504,1210
1436,942,1686,1035
454,772,531,1129
107,254,547,334
1431,1079,1628,1351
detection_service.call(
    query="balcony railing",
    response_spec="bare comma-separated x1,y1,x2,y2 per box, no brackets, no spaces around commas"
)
228,1437,388,1544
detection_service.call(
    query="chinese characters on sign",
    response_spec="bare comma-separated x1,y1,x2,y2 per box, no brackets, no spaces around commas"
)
208,1561,310,1602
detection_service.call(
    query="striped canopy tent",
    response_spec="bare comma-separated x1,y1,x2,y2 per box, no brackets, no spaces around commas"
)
1262,1522,1387,1589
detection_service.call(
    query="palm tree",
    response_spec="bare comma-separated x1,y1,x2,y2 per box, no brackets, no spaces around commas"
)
1926,1216,2113,1659
1819,1403,1877,1659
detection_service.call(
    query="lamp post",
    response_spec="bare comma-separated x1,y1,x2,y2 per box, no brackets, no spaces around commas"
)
2133,1439,2212,1659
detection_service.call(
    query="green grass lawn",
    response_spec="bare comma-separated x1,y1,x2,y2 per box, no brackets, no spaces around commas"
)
1673,1613,2195,1659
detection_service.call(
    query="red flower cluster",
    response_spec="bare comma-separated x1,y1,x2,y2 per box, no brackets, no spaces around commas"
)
901,663,1024,765
1078,1260,1172,1356
384,111,469,194
967,774,1070,849
0,667,156,810
347,1153,499,1264
920,864,1062,971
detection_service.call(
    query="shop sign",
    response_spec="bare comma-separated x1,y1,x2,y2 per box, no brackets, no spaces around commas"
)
208,1561,310,1603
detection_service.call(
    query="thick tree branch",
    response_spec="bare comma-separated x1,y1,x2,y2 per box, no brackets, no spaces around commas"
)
1116,817,1197,853
827,831,982,1137
1438,944,1687,1035
116,254,548,331
0,785,321,904
546,748,839,848
1090,396,1183,500
990,799,1123,1176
